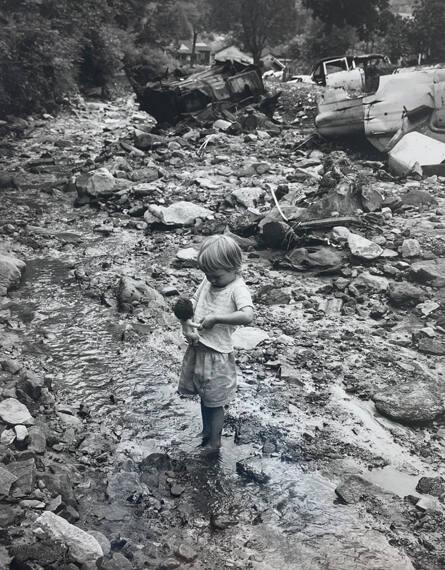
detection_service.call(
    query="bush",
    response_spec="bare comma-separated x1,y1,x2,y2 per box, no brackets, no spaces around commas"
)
123,44,180,87
0,20,79,117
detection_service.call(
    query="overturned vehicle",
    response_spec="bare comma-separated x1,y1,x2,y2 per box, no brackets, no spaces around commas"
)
314,58,445,175
133,59,265,126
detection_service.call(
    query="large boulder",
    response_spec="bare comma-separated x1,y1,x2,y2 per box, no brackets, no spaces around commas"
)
117,276,165,313
373,381,445,425
34,511,103,565
147,201,214,226
75,167,116,202
388,282,425,307
0,253,25,296
409,259,445,287
0,398,34,425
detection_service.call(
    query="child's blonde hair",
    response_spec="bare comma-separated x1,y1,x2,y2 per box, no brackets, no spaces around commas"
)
197,235,242,273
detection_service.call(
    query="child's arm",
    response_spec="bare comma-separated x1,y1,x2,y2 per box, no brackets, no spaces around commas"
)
199,306,254,329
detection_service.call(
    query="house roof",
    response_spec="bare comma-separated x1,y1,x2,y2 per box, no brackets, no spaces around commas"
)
177,41,211,54
214,45,253,65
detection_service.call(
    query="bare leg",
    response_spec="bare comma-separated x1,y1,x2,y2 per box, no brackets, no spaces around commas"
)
204,406,224,450
198,400,210,444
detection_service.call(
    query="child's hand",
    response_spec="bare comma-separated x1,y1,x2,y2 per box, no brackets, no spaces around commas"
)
199,314,219,330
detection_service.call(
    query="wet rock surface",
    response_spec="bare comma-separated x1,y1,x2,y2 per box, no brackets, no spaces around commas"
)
0,89,445,569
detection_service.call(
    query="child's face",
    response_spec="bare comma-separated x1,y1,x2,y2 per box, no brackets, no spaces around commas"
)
204,268,237,288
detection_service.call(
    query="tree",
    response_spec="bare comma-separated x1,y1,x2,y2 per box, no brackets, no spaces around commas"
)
209,0,298,65
302,0,390,39
411,0,445,63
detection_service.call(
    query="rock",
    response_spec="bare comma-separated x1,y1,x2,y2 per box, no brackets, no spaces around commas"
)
401,239,421,258
0,504,22,527
416,496,442,511
170,484,185,497
175,247,199,266
401,188,437,207
14,425,28,448
107,472,147,503
101,552,133,570
361,186,384,212
352,271,389,293
10,539,67,566
9,458,36,497
410,259,445,287
57,411,83,429
213,119,232,131
335,475,389,504
416,476,445,497
17,370,45,401
231,187,265,209
134,132,165,151
131,166,160,183
175,544,198,563
0,398,34,425
75,168,116,202
157,558,181,569
388,282,425,307
348,233,383,260
1,427,15,445
0,464,18,497
29,425,47,454
117,276,165,313
34,511,103,565
1,358,22,374
331,226,351,242
40,472,77,507
232,327,269,350
236,457,271,484
417,338,445,356
416,300,440,316
88,531,111,557
374,382,445,425
254,285,291,305
148,201,214,226
0,253,26,296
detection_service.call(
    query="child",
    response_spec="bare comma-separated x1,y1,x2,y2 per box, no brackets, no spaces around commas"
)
176,235,254,451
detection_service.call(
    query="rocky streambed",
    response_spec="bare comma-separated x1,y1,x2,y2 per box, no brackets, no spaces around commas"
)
1,85,445,569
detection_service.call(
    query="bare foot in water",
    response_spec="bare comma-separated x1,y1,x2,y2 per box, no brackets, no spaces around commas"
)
201,441,221,454
196,432,210,447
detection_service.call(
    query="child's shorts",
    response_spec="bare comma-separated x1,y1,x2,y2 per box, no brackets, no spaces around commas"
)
178,343,237,408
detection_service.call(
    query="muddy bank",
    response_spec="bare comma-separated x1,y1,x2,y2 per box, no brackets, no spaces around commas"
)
1,89,445,569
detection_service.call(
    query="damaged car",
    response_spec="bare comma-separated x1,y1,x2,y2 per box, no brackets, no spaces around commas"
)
132,58,265,126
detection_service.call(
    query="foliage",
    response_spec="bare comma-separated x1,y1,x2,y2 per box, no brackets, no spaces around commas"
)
209,0,298,64
411,0,445,62
300,19,357,65
302,0,390,38
0,0,194,118
124,45,180,87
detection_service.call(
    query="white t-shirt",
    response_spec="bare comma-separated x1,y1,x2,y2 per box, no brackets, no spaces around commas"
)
193,276,253,353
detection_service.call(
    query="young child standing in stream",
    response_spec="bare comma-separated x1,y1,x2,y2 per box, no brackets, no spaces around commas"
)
175,235,254,452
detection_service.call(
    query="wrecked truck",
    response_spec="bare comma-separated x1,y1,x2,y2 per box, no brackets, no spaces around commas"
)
133,59,265,125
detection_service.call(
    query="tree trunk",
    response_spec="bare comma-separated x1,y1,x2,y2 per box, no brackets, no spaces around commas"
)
191,30,198,67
